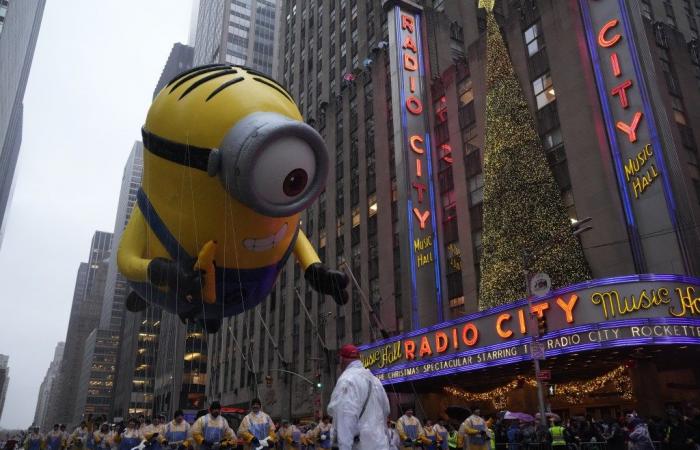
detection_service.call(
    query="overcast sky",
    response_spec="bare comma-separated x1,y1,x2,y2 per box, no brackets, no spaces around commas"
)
0,0,193,429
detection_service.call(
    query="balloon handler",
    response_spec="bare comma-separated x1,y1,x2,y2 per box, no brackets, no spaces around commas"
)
117,64,349,333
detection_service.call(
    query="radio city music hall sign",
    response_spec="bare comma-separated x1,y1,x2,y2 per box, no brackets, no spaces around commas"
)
580,0,684,271
359,275,700,382
387,1,443,326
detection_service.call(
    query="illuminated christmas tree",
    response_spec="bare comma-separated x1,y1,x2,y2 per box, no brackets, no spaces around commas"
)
478,1,590,310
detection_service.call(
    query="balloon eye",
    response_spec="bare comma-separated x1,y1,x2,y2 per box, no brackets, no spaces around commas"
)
283,168,308,197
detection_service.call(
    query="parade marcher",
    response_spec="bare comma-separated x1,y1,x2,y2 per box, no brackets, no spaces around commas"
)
423,420,440,450
396,409,426,450
70,423,90,450
46,425,64,450
161,411,190,450
434,421,449,450
59,426,69,449
459,408,489,450
116,419,141,450
24,427,43,450
93,424,114,450
191,402,236,450
327,344,390,450
283,420,303,450
387,421,401,450
276,422,289,450
237,398,276,449
313,416,333,450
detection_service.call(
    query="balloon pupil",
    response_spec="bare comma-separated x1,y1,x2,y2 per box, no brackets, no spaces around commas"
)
283,168,308,197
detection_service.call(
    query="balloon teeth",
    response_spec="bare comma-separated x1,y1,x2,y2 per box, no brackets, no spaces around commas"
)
243,222,288,252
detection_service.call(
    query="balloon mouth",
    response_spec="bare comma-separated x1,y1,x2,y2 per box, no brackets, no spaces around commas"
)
243,222,289,252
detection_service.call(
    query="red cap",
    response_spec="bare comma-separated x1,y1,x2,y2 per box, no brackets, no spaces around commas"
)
339,344,360,359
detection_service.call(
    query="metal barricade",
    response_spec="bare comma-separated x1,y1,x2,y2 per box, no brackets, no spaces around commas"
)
578,441,607,450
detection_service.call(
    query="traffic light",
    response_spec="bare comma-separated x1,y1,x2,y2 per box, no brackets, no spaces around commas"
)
315,372,322,389
265,375,272,386
537,315,547,336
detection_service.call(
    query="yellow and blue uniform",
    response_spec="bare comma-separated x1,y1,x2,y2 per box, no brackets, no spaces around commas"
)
116,428,140,450
161,421,190,448
433,425,449,450
397,415,429,450
24,432,44,450
70,428,89,450
424,426,440,450
313,422,333,449
46,431,64,450
92,431,114,450
283,425,303,450
237,411,276,449
459,415,489,450
191,414,236,450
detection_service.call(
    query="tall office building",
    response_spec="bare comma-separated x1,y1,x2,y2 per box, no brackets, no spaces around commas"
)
46,231,112,425
97,142,145,418
153,43,194,99
205,0,700,420
0,0,45,246
193,0,280,76
33,342,64,430
0,354,9,423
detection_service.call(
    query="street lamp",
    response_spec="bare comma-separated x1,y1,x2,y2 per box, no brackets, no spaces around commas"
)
524,217,592,427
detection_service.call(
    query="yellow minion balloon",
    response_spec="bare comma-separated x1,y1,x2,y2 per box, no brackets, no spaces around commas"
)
117,64,349,333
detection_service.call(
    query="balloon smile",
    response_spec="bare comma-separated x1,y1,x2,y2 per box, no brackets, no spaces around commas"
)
243,222,289,252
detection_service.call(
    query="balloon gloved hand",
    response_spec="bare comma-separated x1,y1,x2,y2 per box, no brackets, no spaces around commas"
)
147,257,203,300
304,263,349,305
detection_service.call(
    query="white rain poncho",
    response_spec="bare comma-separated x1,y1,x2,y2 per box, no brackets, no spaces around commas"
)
327,360,391,450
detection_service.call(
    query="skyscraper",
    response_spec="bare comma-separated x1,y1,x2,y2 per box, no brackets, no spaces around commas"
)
153,43,194,99
0,0,45,246
205,0,700,420
0,354,9,423
33,342,64,430
46,231,112,425
193,0,280,76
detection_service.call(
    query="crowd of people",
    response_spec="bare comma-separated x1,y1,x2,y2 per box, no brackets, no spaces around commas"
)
4,344,700,450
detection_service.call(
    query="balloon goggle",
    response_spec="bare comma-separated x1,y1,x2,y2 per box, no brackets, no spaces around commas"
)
142,112,329,217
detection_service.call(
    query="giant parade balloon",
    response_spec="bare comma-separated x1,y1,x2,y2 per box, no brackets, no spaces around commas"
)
117,64,349,333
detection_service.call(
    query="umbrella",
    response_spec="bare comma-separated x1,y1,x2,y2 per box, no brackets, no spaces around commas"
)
504,411,535,422
535,412,561,421
445,406,471,422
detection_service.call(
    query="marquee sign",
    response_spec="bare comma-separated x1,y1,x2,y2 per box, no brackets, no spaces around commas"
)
359,274,700,384
386,0,443,328
579,0,686,272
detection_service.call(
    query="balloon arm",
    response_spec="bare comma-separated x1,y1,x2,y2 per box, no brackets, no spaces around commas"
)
117,208,151,282
293,230,321,270
193,240,217,304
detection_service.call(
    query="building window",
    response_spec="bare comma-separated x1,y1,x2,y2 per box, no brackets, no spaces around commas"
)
468,173,484,206
457,77,474,106
533,72,556,109
524,21,545,57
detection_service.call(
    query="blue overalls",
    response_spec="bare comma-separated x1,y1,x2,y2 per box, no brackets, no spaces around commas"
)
318,426,332,449
119,430,141,450
86,433,94,450
26,435,42,450
94,433,111,450
47,433,63,450
438,429,449,450
424,430,438,450
248,416,270,441
164,423,187,447
291,429,301,448
132,189,299,318
201,417,224,450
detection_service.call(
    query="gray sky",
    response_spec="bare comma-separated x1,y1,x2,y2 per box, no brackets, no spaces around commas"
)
0,0,193,429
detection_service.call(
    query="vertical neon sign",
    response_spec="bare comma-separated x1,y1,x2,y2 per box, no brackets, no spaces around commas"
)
387,1,443,329
579,0,687,274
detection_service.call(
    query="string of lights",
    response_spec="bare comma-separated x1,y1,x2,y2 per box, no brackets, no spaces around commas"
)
444,364,633,409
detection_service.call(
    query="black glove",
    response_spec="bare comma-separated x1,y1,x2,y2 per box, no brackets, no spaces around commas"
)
305,263,349,305
147,257,202,299
250,437,260,448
